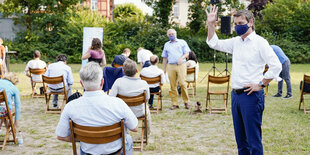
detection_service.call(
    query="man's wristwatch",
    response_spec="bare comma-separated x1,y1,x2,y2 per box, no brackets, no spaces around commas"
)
259,81,266,88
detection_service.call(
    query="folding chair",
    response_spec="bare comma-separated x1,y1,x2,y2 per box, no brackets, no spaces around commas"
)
299,74,310,114
0,90,17,150
29,67,46,98
117,91,147,151
263,65,269,96
186,67,196,96
206,75,230,114
140,75,162,114
42,75,67,114
113,63,123,68
69,119,126,155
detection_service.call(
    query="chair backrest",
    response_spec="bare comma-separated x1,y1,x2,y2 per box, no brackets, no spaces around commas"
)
69,119,125,155
304,74,310,84
0,90,10,117
113,63,123,68
187,67,195,75
117,91,147,107
42,75,65,85
29,67,46,75
0,90,16,138
207,75,230,92
140,74,162,85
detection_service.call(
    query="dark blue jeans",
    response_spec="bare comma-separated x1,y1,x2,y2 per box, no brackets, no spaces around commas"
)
278,60,292,96
149,86,160,107
231,89,265,155
143,61,151,68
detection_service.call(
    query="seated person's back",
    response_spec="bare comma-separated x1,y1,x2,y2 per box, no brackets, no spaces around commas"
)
56,62,138,155
24,50,47,82
112,48,131,67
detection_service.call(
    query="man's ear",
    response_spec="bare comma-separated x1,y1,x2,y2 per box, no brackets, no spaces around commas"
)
249,19,254,28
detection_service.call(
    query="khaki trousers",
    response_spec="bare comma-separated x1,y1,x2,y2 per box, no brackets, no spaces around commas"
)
168,63,189,106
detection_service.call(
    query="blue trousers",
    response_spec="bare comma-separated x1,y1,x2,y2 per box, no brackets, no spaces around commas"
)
231,89,265,155
149,86,160,107
278,60,292,96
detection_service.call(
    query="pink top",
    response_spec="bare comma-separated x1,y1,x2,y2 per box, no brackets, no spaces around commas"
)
90,50,104,59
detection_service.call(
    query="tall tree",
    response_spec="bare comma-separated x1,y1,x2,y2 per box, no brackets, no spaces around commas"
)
143,0,175,27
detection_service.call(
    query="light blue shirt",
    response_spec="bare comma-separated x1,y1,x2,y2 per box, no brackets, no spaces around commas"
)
161,38,191,64
271,45,289,64
44,61,74,89
0,79,21,120
56,90,138,155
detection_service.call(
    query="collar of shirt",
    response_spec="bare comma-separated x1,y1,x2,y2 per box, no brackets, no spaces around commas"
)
124,76,141,80
238,31,256,42
169,38,179,43
83,90,106,97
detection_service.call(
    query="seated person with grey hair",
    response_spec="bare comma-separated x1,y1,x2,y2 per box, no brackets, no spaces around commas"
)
44,54,73,108
56,62,138,155
109,59,151,136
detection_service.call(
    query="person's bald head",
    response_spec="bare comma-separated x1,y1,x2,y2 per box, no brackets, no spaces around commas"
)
150,55,158,65
33,50,41,58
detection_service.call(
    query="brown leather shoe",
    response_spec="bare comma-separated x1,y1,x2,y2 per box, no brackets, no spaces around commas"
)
185,103,191,109
170,105,179,110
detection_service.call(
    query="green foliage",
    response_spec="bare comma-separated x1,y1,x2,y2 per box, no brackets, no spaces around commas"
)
256,0,310,42
143,0,175,27
187,0,207,33
113,3,145,22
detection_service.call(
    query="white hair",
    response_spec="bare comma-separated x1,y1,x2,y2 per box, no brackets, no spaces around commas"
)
167,29,177,37
79,62,103,90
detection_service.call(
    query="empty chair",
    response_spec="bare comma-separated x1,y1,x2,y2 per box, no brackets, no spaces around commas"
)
299,74,310,114
206,75,230,114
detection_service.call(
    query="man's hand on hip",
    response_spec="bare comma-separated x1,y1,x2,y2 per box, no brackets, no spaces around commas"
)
244,84,263,95
177,58,184,65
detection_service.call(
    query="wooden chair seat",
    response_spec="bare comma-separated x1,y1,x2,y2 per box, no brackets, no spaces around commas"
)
206,75,230,114
69,119,126,155
299,74,310,114
42,75,67,114
0,90,17,150
140,75,163,114
117,91,148,151
29,67,46,98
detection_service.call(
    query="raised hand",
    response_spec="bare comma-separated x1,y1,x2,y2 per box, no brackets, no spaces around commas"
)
206,5,218,25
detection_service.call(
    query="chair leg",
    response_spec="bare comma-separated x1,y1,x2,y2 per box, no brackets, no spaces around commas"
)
194,83,196,96
299,93,303,111
31,82,36,97
156,95,160,114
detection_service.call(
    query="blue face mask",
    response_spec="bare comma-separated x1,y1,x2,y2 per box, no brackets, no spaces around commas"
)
234,24,249,36
169,35,176,41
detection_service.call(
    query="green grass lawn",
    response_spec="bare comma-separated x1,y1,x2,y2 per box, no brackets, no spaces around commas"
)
2,63,310,154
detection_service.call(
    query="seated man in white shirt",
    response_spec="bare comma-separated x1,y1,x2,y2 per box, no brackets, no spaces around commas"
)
56,62,138,155
45,54,74,108
24,50,47,94
137,47,153,69
140,55,165,109
109,59,151,136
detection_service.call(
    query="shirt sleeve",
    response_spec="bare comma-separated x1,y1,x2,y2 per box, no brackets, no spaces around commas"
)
206,33,234,54
13,87,21,121
137,51,142,63
259,41,282,80
67,68,74,86
109,80,119,97
161,43,168,58
144,81,150,100
55,104,71,137
160,71,165,84
182,40,191,54
24,62,30,74
120,100,138,130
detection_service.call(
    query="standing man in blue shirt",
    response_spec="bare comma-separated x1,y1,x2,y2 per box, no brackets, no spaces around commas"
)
162,29,191,110
271,45,292,99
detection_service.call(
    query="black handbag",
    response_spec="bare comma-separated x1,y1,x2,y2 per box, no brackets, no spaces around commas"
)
300,81,310,93
67,91,82,103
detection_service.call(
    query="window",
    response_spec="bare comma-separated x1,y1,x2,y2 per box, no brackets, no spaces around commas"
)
91,0,98,11
173,3,179,19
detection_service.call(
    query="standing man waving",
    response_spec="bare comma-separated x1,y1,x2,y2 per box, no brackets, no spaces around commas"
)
162,29,191,110
206,6,281,155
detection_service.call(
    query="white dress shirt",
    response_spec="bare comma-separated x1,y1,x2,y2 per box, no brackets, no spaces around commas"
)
24,59,47,82
140,65,165,88
137,49,153,64
56,90,138,155
44,61,74,89
206,32,282,89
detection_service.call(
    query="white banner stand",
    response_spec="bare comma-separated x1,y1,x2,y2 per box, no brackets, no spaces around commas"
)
82,27,103,67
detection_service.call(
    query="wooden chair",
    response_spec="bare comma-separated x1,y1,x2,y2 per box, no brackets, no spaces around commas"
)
117,91,148,151
299,74,310,114
206,75,230,114
263,65,269,96
69,119,126,155
42,75,67,114
0,90,17,150
29,67,46,98
186,67,196,96
140,74,163,114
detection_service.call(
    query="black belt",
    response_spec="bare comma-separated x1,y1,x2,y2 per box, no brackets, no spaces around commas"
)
232,88,248,94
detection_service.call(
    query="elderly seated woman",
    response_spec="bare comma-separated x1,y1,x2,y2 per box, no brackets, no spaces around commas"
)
0,72,21,130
